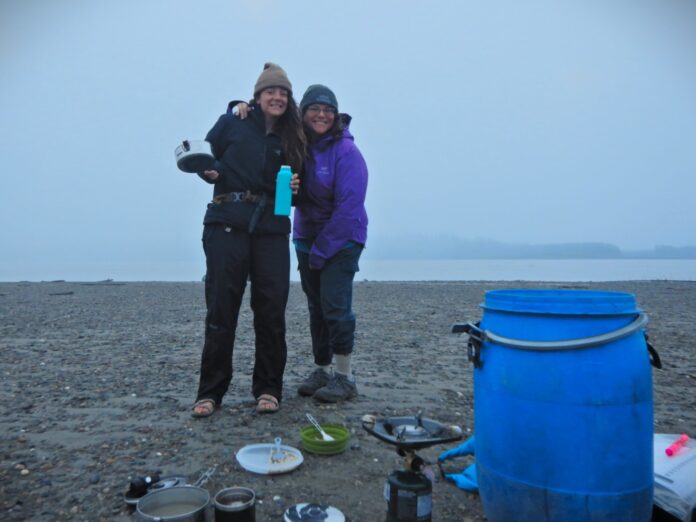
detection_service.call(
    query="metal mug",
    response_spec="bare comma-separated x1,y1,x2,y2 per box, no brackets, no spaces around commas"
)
214,487,255,522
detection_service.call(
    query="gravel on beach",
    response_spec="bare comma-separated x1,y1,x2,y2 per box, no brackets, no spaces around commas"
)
1,280,694,521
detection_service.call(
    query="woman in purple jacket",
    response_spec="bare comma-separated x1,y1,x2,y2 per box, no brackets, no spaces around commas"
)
293,85,368,402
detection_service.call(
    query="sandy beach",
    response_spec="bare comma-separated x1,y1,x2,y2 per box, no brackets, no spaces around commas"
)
1,280,694,521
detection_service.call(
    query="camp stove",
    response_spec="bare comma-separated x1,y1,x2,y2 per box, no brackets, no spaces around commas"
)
363,411,463,522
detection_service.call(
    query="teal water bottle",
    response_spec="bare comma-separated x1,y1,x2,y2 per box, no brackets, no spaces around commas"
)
274,165,292,216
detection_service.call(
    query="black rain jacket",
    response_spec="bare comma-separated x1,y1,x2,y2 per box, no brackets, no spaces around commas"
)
198,104,289,235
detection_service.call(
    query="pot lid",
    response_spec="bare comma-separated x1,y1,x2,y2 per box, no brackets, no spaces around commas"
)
122,474,189,505
284,503,345,522
149,475,189,492
174,140,215,173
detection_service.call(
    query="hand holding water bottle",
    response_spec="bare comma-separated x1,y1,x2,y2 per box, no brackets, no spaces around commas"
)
290,172,300,195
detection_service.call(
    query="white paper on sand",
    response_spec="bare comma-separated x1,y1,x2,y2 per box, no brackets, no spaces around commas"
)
654,433,696,522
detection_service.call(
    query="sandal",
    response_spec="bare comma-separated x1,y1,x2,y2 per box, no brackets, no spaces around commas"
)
191,399,217,418
255,394,279,414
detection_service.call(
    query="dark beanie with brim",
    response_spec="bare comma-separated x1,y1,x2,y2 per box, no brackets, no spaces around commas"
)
300,84,338,113
254,62,292,96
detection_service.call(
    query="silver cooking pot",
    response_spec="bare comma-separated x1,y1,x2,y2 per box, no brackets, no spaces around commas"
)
174,140,215,173
136,485,210,522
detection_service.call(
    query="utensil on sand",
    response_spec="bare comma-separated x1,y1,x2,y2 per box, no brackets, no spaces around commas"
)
306,413,335,442
193,466,216,487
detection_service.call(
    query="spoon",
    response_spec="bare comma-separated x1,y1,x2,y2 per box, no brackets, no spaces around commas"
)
270,437,285,463
306,413,335,442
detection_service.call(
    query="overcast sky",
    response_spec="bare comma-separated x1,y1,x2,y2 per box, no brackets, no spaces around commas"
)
2,0,695,281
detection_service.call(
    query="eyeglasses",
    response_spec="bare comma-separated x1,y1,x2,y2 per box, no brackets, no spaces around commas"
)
306,105,336,115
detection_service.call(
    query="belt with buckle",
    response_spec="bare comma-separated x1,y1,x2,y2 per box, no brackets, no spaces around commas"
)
212,191,261,204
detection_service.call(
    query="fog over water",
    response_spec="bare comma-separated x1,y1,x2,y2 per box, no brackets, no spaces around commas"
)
2,0,695,281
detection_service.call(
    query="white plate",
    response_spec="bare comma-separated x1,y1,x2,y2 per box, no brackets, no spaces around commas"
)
236,442,304,475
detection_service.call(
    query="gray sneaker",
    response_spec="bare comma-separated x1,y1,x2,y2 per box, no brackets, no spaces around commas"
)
297,368,331,397
313,373,358,403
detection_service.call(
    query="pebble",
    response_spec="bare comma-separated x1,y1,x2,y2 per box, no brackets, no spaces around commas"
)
20,469,30,475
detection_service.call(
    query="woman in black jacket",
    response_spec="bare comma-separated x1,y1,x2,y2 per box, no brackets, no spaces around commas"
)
191,63,305,417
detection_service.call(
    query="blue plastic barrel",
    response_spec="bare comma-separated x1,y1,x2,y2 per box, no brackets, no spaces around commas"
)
472,289,654,522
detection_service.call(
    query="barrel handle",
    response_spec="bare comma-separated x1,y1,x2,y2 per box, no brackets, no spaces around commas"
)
645,334,662,369
451,321,484,368
453,314,657,366
483,313,648,351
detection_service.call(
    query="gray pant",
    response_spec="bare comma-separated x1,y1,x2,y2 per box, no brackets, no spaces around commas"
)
296,244,362,366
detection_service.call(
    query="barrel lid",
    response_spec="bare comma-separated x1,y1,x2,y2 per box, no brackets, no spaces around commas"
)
481,289,640,315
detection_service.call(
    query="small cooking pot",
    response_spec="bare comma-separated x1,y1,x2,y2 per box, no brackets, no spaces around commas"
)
214,487,255,521
174,140,215,173
136,485,209,521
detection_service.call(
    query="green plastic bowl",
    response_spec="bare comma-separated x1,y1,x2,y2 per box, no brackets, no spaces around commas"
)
300,424,351,455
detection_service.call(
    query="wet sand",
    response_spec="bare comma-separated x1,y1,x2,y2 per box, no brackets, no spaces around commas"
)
1,280,694,521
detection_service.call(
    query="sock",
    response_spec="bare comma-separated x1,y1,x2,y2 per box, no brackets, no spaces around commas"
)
334,354,353,380
318,364,331,374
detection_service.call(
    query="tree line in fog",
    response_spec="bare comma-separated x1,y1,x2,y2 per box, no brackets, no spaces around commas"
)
366,236,696,260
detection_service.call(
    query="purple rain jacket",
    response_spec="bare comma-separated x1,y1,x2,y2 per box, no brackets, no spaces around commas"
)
294,115,368,270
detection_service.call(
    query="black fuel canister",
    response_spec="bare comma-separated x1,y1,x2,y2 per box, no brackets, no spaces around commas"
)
384,470,432,522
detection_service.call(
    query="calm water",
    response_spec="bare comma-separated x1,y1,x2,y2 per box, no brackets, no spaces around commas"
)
348,259,696,282
4,259,696,282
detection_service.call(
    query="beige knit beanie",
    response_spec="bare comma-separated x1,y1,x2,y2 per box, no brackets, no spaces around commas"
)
253,62,292,96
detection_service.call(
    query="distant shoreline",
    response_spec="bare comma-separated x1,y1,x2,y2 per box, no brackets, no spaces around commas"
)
367,238,696,260
2,257,695,284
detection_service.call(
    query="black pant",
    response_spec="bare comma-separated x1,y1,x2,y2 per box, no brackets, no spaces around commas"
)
196,224,289,405
296,244,362,366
